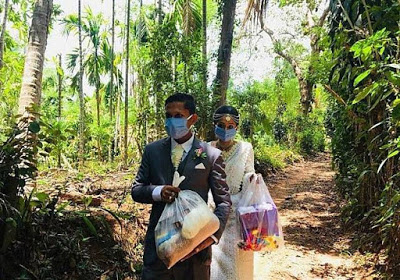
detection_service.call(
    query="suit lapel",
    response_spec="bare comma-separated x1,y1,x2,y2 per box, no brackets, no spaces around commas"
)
162,137,175,184
178,137,202,175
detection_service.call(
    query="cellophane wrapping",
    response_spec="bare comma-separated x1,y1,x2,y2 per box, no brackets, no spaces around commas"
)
237,174,284,251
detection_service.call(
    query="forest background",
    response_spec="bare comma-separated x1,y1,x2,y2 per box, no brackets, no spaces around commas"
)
0,0,399,278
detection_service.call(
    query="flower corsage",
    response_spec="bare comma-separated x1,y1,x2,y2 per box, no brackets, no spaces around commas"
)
193,147,207,160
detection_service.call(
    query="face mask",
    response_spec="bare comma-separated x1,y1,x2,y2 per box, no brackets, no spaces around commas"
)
165,115,192,139
215,126,237,142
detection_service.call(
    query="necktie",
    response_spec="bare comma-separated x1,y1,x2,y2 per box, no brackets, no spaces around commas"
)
171,144,184,170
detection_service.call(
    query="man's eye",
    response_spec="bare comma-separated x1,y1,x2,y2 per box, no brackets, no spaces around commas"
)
227,125,235,129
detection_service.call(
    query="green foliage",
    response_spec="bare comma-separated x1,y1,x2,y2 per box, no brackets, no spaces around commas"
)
327,0,400,274
296,112,326,155
0,119,41,253
254,142,301,171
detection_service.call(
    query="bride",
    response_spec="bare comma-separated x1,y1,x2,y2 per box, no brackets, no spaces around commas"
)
209,105,256,280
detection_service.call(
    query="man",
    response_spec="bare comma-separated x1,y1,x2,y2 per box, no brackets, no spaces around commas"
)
131,93,231,280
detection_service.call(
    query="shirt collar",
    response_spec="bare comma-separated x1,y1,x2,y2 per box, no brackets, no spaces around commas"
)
171,134,194,154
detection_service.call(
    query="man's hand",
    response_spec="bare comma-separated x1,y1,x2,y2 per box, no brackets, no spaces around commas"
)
180,236,215,262
161,185,180,203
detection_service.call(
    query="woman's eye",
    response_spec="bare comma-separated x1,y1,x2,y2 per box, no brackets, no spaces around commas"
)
217,123,225,128
227,125,235,129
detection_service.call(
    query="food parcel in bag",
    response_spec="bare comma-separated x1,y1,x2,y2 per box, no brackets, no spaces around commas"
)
237,174,283,251
155,172,220,269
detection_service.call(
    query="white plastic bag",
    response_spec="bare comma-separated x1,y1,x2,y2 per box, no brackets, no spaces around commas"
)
237,174,284,251
155,172,220,268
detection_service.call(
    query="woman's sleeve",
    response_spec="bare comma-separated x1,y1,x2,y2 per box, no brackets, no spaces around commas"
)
240,143,256,195
244,142,255,174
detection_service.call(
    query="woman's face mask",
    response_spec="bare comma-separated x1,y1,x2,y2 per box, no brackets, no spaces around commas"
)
215,126,237,142
165,115,193,139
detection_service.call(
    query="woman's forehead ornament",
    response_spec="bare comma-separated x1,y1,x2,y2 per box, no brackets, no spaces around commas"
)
213,112,240,124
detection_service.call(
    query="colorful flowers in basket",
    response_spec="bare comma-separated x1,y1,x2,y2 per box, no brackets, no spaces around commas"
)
237,202,283,251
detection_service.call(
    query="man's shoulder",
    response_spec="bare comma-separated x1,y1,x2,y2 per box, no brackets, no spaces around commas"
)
145,137,169,151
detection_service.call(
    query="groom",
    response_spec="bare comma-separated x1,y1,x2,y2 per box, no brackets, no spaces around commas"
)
131,93,231,280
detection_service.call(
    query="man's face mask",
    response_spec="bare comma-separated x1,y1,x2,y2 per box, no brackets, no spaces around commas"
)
165,115,193,139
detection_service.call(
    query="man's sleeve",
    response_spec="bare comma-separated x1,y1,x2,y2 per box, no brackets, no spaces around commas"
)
131,146,158,204
209,154,232,241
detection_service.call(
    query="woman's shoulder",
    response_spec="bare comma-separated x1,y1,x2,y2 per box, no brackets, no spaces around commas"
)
238,141,253,151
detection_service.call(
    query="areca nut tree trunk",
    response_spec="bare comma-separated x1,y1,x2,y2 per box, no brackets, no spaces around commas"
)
0,0,10,69
18,0,53,118
78,0,85,166
124,0,131,167
109,0,115,121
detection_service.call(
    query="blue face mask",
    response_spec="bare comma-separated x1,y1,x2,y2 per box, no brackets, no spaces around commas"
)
165,115,192,139
215,126,237,142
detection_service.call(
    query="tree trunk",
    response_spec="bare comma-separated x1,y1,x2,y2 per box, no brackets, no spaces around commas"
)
262,24,313,115
57,54,62,168
124,0,131,167
95,48,102,160
158,0,162,24
18,0,53,117
57,54,62,120
0,0,10,69
110,0,115,121
202,0,207,96
213,0,237,107
108,0,115,162
114,68,121,158
78,0,85,167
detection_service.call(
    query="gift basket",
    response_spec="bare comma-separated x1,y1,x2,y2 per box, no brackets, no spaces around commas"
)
155,172,220,268
237,174,283,251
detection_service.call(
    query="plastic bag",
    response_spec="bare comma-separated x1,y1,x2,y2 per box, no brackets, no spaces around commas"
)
155,172,220,269
237,174,284,251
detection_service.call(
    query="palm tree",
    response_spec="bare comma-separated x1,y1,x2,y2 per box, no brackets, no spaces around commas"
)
64,8,106,158
0,0,10,69
18,0,53,118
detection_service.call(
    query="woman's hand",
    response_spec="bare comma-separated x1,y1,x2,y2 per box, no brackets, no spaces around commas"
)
249,173,262,184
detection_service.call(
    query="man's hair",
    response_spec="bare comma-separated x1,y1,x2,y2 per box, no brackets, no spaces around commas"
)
165,93,196,114
213,105,240,125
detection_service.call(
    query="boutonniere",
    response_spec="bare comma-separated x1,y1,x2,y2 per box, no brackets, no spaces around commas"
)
193,147,207,160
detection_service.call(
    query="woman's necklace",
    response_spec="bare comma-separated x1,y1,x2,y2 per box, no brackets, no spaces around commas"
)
217,140,237,161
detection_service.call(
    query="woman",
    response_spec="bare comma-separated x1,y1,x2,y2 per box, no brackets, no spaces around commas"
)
209,105,256,280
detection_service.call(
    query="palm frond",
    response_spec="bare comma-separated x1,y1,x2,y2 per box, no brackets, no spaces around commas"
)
242,0,270,28
172,0,202,36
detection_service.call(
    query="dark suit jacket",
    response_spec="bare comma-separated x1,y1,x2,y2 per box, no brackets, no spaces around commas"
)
131,136,231,267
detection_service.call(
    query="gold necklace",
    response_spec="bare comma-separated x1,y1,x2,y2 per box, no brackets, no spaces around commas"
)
216,140,235,151
217,141,238,161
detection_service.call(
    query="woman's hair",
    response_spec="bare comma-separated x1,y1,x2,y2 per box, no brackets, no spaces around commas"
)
213,105,240,125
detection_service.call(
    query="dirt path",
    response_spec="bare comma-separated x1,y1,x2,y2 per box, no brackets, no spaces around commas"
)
254,154,375,280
